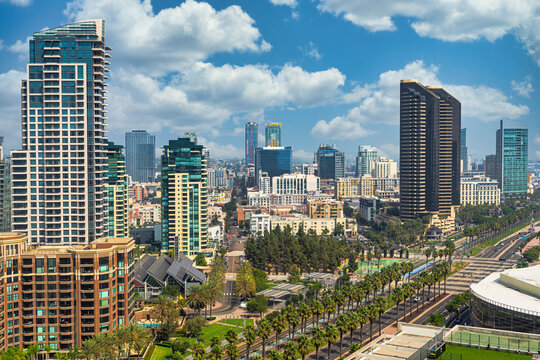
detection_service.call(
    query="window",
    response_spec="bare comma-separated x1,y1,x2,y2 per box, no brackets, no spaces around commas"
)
99,290,108,299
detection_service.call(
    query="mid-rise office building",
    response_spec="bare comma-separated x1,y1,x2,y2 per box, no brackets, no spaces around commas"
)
0,138,10,232
496,120,528,196
11,20,111,245
254,146,292,183
315,144,345,180
161,137,211,258
461,175,500,206
125,130,155,183
104,141,128,238
0,233,135,351
484,154,498,182
356,145,379,177
265,122,281,147
245,122,258,166
272,173,319,195
399,80,461,221
372,157,397,178
461,128,468,172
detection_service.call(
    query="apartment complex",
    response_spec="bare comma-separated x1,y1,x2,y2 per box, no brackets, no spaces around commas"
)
399,80,461,221
308,199,343,219
11,20,111,245
0,233,134,351
372,157,397,178
356,145,379,178
0,139,10,232
104,141,128,238
272,173,319,195
461,175,501,206
161,137,211,258
125,130,155,183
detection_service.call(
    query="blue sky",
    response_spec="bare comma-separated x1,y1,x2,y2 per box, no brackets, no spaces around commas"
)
0,0,539,163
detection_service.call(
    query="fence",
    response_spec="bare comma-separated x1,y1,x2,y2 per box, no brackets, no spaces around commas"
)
448,330,540,354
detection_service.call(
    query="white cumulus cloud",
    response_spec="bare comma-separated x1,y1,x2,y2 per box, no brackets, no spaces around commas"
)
316,0,540,65
0,70,25,150
511,76,534,98
0,0,31,5
312,60,528,139
270,0,297,8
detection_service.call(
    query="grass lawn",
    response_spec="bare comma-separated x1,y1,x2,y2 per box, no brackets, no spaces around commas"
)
218,318,254,328
198,323,243,343
352,259,403,274
437,344,532,360
150,345,172,360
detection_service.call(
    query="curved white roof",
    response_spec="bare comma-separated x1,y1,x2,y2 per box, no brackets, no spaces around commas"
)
470,265,540,316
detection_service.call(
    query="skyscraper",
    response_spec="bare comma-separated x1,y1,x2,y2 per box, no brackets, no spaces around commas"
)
265,122,282,147
356,145,379,177
315,144,345,180
255,146,292,183
125,130,155,183
161,136,210,258
11,20,110,244
105,141,128,238
461,128,468,172
399,80,461,221
0,138,10,232
496,120,528,196
245,122,258,166
484,154,497,181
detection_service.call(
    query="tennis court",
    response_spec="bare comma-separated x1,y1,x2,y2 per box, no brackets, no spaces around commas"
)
448,330,540,353
353,258,403,274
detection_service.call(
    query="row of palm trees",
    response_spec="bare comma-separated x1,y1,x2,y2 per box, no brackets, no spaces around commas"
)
181,259,450,360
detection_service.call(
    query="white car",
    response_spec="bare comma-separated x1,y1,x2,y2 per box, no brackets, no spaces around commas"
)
239,302,247,309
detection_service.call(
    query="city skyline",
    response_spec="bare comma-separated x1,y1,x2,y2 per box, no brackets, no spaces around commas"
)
0,0,538,163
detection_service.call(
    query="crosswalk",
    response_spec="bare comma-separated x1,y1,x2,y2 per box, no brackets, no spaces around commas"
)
445,258,513,293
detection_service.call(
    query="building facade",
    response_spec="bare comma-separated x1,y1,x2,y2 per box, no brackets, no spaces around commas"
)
358,197,381,222
245,122,258,166
484,154,497,182
161,137,210,258
125,130,155,183
272,173,319,195
0,233,135,351
0,139,10,232
315,144,345,180
461,128,468,172
335,178,360,199
104,141,128,238
399,80,461,221
356,145,379,178
265,123,282,147
372,157,397,178
308,200,343,219
461,175,501,206
254,147,292,183
11,20,110,245
496,120,528,196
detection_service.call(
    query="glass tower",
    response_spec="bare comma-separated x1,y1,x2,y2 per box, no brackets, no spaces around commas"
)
11,20,110,244
125,130,155,183
316,144,345,180
461,128,468,172
105,141,128,237
265,122,282,147
255,146,292,183
356,145,379,177
245,122,258,166
496,120,528,196
161,137,210,258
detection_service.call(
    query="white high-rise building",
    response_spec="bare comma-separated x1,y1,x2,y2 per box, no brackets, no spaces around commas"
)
356,145,379,177
272,173,319,195
11,20,110,245
372,157,398,178
461,175,501,206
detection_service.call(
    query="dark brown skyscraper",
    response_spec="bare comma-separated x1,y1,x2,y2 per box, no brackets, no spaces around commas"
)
399,80,461,221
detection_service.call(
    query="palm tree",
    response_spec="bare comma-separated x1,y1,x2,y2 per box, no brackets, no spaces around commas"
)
80,340,96,360
191,342,207,360
226,343,240,360
271,314,287,348
367,304,378,342
375,297,388,336
333,290,346,314
310,326,326,360
284,306,300,340
186,285,208,315
244,324,258,360
346,312,359,345
336,314,349,357
356,307,369,345
267,350,281,360
209,344,224,360
310,300,324,326
295,335,311,360
283,341,299,360
226,329,239,346
392,287,404,326
321,294,335,322
297,302,311,333
210,336,221,348
258,319,272,359
236,261,256,300
324,324,339,359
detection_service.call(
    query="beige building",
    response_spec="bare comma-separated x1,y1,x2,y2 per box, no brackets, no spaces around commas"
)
308,199,343,218
270,215,356,236
360,175,375,197
372,157,398,178
335,178,360,199
461,175,500,206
